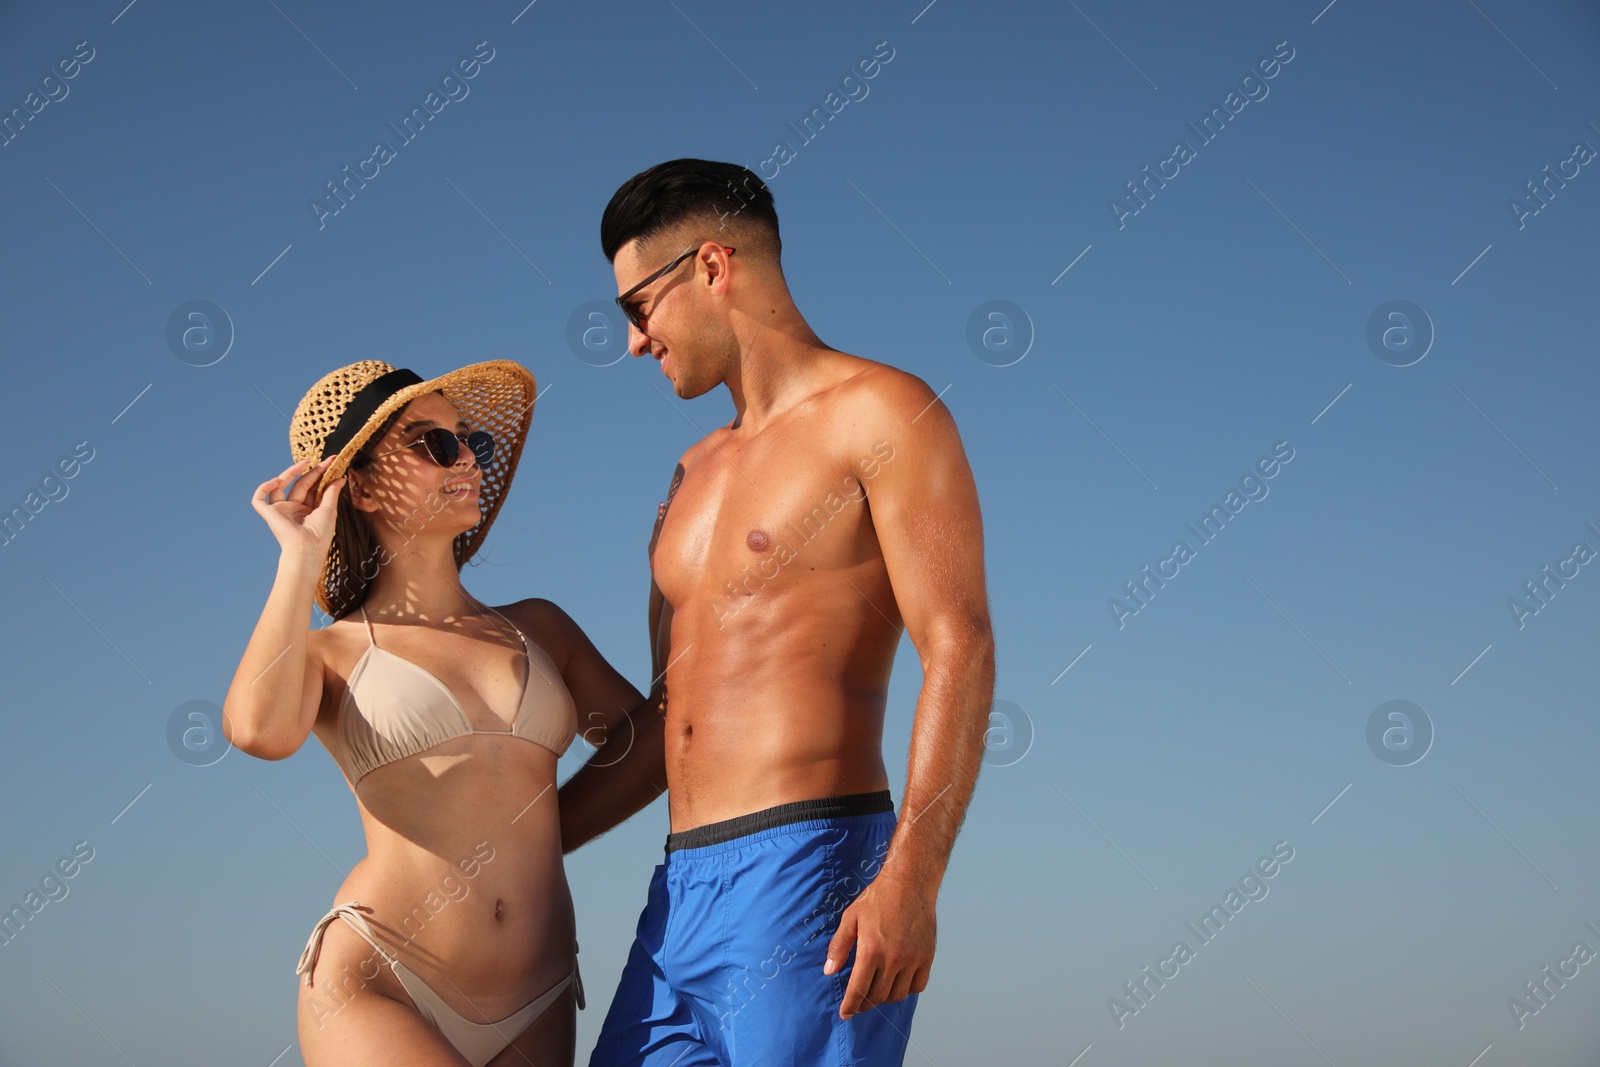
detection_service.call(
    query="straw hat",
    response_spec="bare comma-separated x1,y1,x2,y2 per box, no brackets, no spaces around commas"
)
288,359,538,617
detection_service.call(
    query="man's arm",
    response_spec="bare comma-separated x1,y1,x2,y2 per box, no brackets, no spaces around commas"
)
824,373,996,1018
545,590,665,854
556,465,684,854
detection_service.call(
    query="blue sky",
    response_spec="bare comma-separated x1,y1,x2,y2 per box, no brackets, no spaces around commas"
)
2,1,1598,1064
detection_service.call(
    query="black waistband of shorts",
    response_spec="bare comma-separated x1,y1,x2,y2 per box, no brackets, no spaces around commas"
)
664,790,894,853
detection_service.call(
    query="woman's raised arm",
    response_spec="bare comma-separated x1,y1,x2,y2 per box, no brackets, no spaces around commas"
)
222,457,346,760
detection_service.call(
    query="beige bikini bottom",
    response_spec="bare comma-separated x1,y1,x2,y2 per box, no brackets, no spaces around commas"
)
297,900,584,1067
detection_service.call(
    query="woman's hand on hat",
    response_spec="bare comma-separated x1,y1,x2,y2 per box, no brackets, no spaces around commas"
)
251,457,346,559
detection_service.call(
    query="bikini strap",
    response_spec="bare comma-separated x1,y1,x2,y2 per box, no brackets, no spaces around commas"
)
358,605,377,649
573,939,586,1011
479,601,527,647
479,601,553,687
296,901,400,986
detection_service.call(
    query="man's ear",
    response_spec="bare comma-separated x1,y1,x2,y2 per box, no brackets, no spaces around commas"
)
701,243,734,294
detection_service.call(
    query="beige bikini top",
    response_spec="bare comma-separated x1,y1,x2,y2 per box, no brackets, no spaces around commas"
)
337,604,577,786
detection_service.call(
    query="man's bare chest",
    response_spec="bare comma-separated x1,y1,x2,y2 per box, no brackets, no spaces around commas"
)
652,437,898,605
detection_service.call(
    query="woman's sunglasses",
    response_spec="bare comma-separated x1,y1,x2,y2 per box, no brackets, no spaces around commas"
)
368,428,495,469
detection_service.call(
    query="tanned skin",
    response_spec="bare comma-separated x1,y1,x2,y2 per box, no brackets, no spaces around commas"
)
557,224,995,1020
227,392,655,1066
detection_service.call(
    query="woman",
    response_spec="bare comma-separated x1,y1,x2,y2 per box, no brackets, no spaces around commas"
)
223,359,647,1066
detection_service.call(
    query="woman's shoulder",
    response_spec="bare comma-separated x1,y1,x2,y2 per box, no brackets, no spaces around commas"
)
502,598,581,664
504,596,573,634
305,614,371,680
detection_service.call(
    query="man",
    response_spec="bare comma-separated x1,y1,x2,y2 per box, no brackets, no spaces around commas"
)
558,158,994,1067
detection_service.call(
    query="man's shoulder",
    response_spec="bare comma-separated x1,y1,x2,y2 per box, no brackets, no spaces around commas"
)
673,435,707,472
828,356,942,427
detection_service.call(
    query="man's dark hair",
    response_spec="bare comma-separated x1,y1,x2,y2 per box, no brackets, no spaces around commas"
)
601,158,780,263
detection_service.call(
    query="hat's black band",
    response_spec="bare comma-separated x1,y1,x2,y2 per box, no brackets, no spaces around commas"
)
320,368,425,460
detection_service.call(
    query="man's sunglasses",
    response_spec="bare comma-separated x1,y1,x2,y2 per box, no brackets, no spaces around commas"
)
368,428,495,469
615,244,735,331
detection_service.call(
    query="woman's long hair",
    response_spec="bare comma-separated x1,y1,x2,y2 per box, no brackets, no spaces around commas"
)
326,405,406,622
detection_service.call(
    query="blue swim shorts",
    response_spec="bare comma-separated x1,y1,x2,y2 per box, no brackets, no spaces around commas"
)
587,790,919,1067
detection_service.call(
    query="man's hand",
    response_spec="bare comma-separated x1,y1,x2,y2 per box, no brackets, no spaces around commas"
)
823,869,936,1019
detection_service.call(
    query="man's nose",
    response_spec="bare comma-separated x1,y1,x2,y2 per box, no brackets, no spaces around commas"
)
628,322,652,357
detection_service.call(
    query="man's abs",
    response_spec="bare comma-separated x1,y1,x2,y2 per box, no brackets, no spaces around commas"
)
648,380,907,830
660,586,901,831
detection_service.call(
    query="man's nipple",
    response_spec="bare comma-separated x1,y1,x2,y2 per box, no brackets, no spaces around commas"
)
746,528,771,552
